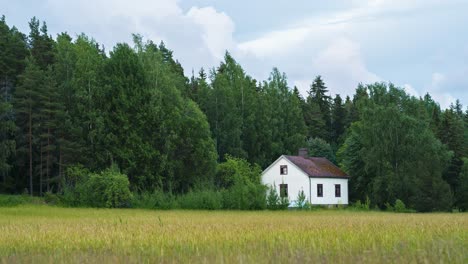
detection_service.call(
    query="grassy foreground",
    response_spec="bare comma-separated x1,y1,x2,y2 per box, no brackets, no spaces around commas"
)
0,205,466,263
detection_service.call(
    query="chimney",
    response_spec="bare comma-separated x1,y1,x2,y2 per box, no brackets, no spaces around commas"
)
298,148,308,158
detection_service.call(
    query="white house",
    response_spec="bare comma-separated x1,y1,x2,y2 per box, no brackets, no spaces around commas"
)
261,148,349,206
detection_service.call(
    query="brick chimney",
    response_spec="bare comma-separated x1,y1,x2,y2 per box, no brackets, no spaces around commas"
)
298,148,308,158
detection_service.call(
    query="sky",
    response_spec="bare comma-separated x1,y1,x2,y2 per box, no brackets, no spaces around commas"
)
2,0,467,109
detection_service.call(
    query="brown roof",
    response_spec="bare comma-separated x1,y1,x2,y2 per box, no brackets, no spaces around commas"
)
284,156,349,178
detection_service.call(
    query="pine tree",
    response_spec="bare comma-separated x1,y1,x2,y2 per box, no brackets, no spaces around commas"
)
14,57,43,195
28,17,55,70
0,16,27,191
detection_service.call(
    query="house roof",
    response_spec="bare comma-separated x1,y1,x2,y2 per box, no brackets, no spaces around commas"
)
284,156,349,178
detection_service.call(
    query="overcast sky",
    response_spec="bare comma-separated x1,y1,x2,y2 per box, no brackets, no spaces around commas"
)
2,0,467,108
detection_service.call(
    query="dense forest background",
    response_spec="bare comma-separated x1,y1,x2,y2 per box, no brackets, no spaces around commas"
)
1,16,467,211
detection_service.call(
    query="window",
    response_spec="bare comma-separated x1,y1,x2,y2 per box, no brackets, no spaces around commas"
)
317,184,323,197
280,165,288,175
335,184,341,197
279,184,288,198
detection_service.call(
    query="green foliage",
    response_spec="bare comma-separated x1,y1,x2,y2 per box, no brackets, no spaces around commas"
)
338,83,453,212
61,165,132,208
178,190,223,210
266,185,280,210
0,194,43,207
394,199,406,213
295,190,308,209
216,155,262,188
305,76,332,141
306,137,336,163
350,196,372,211
455,158,468,211
44,191,59,205
131,191,177,210
215,156,266,210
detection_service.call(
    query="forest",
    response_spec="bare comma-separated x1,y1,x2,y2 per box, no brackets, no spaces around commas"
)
1,16,467,212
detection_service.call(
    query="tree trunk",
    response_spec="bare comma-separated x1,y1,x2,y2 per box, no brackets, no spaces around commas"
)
58,147,62,193
29,108,33,196
47,127,50,192
40,144,43,196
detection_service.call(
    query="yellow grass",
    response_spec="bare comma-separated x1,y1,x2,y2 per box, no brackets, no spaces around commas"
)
0,205,467,263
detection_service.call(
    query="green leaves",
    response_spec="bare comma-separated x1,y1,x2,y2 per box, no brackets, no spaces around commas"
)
338,83,453,211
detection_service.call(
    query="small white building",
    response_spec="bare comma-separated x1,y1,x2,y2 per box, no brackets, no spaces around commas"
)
262,148,349,206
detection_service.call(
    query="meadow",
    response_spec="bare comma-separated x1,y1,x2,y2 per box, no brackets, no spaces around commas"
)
0,205,467,263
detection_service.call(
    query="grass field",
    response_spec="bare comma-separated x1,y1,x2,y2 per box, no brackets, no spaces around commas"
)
0,205,467,263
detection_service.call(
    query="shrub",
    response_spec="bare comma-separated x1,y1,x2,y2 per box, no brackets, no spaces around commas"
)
61,165,132,208
44,192,60,205
82,168,133,208
266,186,280,210
295,190,307,209
223,181,266,210
131,191,175,209
349,197,372,211
278,196,290,210
394,199,406,212
216,156,267,210
0,194,44,207
178,190,222,210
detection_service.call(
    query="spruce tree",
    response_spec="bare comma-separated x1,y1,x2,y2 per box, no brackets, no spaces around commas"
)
331,94,346,145
305,76,332,141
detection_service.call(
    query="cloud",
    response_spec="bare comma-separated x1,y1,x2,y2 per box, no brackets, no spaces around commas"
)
187,7,235,60
44,0,234,74
292,38,379,98
238,27,312,58
402,84,419,97
424,72,456,109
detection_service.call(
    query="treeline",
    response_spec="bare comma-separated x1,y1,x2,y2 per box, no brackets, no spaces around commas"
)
1,16,467,211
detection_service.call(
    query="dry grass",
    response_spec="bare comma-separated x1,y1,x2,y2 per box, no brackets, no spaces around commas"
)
0,205,467,263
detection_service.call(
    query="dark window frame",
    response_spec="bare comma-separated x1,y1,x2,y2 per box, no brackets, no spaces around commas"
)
317,184,323,197
279,184,288,198
280,165,288,175
335,184,341,198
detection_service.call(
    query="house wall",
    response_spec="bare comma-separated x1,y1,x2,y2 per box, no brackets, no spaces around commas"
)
261,156,349,206
309,178,348,205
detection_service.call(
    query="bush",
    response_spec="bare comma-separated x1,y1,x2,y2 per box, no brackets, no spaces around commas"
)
61,165,132,208
131,191,177,210
216,156,267,210
44,192,60,205
0,194,44,207
295,190,308,209
394,199,406,212
222,181,266,210
349,196,372,211
266,186,280,210
178,190,223,210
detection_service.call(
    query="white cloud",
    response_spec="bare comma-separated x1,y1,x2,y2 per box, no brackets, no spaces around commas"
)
311,38,380,97
422,72,455,109
238,27,312,58
187,7,235,60
44,0,234,74
403,84,419,97
431,72,446,88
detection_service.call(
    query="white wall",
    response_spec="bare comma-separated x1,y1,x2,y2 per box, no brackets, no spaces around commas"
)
261,156,349,206
309,178,348,205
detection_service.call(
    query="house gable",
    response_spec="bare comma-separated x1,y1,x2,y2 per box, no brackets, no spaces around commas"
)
261,155,309,178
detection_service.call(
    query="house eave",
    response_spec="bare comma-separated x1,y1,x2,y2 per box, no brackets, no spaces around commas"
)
307,175,350,179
